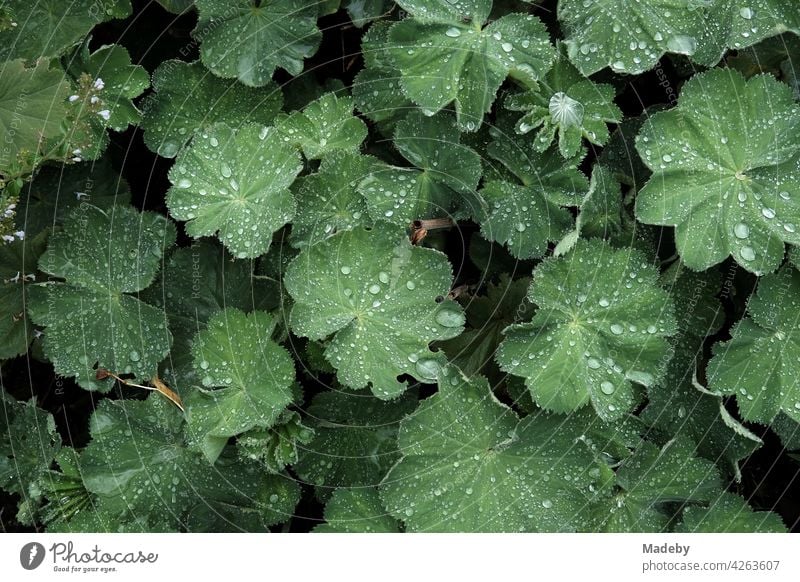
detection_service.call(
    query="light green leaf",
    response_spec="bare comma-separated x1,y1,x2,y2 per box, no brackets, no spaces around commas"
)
380,368,598,532
166,123,302,258
708,266,800,424
358,111,483,226
588,438,722,532
27,205,175,391
0,59,68,172
0,1,131,61
141,60,283,158
635,68,800,274
559,0,709,75
387,1,554,130
291,151,376,248
506,47,622,158
285,225,464,398
479,179,574,259
278,91,368,159
345,0,391,28
496,239,677,421
315,489,401,532
66,43,150,132
237,410,314,473
676,492,787,532
79,396,299,532
294,389,416,495
193,0,321,87
184,308,295,463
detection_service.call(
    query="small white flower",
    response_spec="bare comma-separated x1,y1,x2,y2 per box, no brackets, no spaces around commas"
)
71,156,82,162
5,271,21,284
90,95,100,104
72,148,82,155
23,273,36,282
2,235,15,243
68,94,80,102
93,78,105,90
97,109,111,121
14,230,25,240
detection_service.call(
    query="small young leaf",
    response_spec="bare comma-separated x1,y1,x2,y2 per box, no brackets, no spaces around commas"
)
676,492,787,533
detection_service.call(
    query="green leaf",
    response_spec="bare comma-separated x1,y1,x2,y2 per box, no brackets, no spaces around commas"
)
79,396,299,532
479,179,574,259
17,156,131,236
558,0,709,75
237,410,314,473
387,1,554,131
496,239,677,421
708,265,800,424
66,43,150,132
439,274,533,377
676,492,787,533
193,0,322,87
345,0,391,28
294,389,416,495
694,1,800,66
0,230,47,359
27,205,176,391
184,308,295,463
315,489,401,532
155,0,195,13
278,91,368,159
166,123,302,258
0,1,132,62
0,389,61,499
141,60,283,158
506,47,622,158
486,123,590,207
0,59,68,172
291,151,376,248
285,225,464,398
380,368,598,532
635,68,800,274
589,438,722,532
358,111,483,226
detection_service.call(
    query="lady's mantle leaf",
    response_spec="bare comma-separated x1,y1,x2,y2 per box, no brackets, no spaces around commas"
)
27,206,176,391
496,239,677,421
380,369,597,532
708,266,800,424
558,0,709,75
676,492,788,533
285,226,464,399
315,489,401,533
79,396,299,532
387,0,554,131
166,123,302,259
506,47,622,158
358,111,483,226
635,68,800,274
193,0,321,87
185,309,295,463
278,91,368,159
141,60,283,158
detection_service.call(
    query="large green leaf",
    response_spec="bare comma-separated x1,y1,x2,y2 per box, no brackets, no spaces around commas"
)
315,489,401,532
285,225,464,398
358,111,484,226
166,123,302,258
380,369,598,532
496,239,677,421
0,1,131,62
79,396,299,532
676,492,787,532
193,0,321,87
184,308,295,463
558,0,709,75
27,205,175,391
141,60,283,158
635,68,800,274
708,266,800,424
0,59,68,172
387,0,554,131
